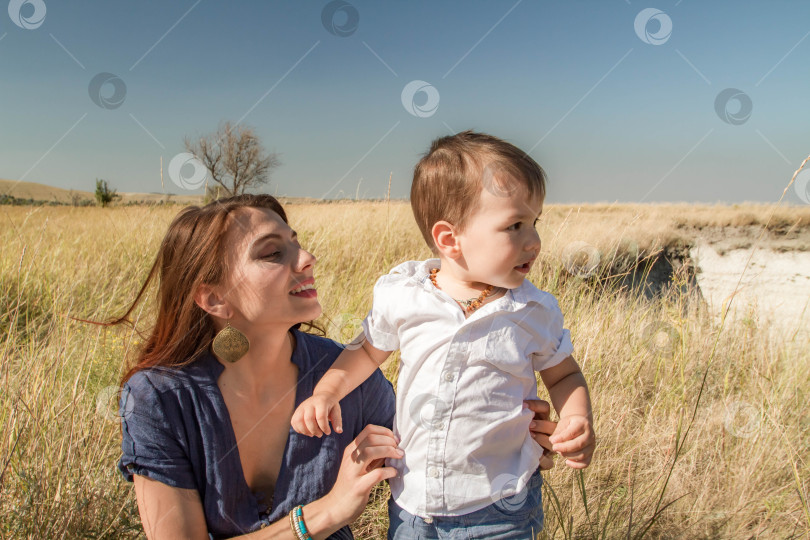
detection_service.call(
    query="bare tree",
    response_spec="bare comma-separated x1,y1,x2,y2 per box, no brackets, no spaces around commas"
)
184,121,280,197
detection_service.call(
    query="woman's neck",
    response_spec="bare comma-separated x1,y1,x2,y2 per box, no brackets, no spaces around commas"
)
215,326,296,402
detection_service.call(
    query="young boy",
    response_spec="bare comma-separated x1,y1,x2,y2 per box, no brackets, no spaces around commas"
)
292,131,594,538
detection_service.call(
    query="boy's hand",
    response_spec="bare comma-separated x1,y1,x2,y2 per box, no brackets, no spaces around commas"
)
291,393,343,437
549,414,595,469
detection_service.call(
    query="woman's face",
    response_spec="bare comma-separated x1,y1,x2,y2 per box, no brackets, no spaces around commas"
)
220,206,321,329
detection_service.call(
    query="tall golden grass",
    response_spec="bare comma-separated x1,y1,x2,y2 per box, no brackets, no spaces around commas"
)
0,202,808,538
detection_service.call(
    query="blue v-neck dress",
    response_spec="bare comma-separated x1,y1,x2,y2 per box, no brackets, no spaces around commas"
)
118,329,396,539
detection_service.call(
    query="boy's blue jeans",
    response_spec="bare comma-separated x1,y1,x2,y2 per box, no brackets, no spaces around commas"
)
387,469,544,540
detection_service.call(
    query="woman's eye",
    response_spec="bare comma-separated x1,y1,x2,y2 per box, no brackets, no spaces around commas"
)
262,251,281,260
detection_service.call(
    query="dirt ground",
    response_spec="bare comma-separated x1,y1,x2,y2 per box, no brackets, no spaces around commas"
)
685,224,810,254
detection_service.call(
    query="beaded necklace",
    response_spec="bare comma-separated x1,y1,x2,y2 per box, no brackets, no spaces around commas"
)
429,268,495,315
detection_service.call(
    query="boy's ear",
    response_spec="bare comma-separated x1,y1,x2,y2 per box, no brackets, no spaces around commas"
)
431,221,462,260
193,283,232,320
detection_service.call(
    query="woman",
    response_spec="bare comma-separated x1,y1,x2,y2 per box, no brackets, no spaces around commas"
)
105,194,559,539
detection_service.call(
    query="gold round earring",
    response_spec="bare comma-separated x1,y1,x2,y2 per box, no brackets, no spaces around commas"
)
212,322,250,363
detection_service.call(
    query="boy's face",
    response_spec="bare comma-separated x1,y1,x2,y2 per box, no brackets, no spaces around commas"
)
454,181,543,289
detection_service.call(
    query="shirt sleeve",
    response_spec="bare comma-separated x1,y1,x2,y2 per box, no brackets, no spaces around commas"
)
360,275,401,352
117,372,197,490
530,294,575,372
359,368,396,431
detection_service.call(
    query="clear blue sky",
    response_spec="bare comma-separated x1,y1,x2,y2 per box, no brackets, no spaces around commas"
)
1,0,808,203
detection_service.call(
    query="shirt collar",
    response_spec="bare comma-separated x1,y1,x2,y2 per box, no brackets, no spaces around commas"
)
393,258,549,312
508,279,549,310
390,258,439,283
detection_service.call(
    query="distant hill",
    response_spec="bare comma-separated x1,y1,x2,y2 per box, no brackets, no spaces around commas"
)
0,178,398,206
0,178,204,205
0,178,93,203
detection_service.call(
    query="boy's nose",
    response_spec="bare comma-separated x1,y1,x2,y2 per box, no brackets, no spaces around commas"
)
526,229,541,252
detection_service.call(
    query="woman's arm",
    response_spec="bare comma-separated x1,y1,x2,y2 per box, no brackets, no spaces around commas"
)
133,475,210,540
134,476,304,540
133,424,401,540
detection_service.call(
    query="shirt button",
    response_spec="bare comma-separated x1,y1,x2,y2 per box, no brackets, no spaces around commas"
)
260,523,267,529
434,421,445,430
443,371,455,382
428,467,440,478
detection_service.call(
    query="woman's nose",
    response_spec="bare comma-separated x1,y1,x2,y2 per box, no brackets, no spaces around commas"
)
296,247,316,272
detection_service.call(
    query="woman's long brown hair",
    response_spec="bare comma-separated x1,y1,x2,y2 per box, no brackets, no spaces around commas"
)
77,194,294,387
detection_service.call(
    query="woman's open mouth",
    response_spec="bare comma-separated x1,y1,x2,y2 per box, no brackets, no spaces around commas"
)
290,278,318,298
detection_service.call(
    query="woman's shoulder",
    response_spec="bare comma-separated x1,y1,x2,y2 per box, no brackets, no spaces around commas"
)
120,353,223,433
292,329,343,368
293,329,392,386
124,352,221,397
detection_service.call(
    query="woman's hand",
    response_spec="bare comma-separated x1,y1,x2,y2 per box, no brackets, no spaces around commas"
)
317,424,403,527
524,399,558,470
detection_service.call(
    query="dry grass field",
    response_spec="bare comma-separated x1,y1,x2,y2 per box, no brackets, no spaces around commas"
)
1,201,808,538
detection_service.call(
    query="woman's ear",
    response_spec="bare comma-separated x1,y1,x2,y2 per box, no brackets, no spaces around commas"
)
432,221,462,260
193,283,231,320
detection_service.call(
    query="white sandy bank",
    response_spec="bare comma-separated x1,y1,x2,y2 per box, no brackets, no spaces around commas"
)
690,241,810,338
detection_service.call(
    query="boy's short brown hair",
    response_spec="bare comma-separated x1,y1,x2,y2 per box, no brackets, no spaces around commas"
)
411,130,547,251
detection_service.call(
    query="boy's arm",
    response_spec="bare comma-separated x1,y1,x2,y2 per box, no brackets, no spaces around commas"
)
291,339,391,437
315,340,391,403
538,356,595,468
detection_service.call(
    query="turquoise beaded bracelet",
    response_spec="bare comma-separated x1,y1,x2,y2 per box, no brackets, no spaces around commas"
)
290,505,312,540
288,508,302,540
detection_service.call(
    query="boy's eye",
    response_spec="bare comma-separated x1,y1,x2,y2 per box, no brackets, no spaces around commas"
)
507,222,522,231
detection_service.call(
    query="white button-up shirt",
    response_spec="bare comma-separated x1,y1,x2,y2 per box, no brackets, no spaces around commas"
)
362,259,574,518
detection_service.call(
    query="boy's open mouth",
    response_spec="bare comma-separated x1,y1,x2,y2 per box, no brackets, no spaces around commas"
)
515,261,532,274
